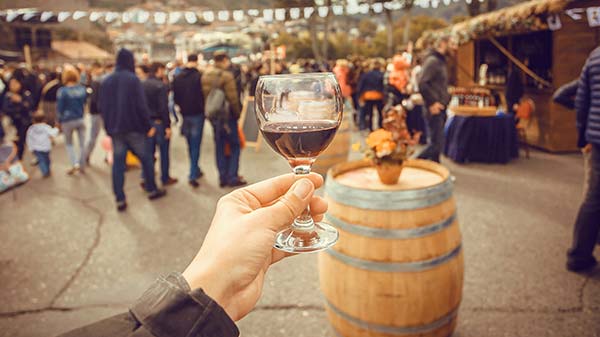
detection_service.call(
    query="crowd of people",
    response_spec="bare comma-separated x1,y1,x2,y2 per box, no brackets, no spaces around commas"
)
0,37,455,207
0,49,249,209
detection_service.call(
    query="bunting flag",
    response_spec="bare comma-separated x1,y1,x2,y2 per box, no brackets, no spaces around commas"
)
40,11,53,22
0,3,598,29
185,11,198,24
233,10,244,22
217,10,229,22
72,11,87,20
169,11,182,24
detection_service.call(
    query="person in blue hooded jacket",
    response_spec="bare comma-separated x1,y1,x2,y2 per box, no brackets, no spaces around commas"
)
98,48,166,211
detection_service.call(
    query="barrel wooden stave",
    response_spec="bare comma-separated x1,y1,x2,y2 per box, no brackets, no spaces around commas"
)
319,252,464,328
327,311,458,337
328,198,460,263
320,160,464,337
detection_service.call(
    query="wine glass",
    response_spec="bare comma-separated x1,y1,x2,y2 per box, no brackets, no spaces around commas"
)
255,73,343,253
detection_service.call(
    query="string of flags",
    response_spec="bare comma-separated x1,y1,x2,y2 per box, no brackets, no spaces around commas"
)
0,0,460,25
1,3,599,29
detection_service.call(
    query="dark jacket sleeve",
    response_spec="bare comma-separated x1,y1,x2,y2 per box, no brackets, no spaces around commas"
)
59,273,239,337
159,83,170,128
575,59,591,148
552,80,578,110
135,80,153,133
418,57,439,109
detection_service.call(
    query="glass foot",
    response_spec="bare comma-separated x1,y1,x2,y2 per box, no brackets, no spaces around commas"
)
274,221,339,253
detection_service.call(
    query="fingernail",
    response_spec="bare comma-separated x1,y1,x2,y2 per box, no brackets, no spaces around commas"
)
292,179,312,199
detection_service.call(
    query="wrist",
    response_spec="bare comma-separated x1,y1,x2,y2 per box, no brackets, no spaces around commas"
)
182,261,231,311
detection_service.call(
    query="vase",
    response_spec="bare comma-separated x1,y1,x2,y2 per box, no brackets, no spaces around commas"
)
374,161,403,185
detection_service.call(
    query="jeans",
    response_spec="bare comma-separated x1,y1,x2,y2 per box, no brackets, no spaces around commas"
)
85,114,103,161
33,150,50,176
212,119,240,185
181,115,205,181
112,132,158,202
146,121,171,184
568,144,600,264
418,110,447,163
359,99,384,131
12,117,30,160
61,118,86,168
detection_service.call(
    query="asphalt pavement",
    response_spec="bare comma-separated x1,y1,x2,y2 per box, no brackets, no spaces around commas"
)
0,118,599,337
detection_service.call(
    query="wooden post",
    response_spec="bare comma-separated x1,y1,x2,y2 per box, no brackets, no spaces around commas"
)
23,45,32,70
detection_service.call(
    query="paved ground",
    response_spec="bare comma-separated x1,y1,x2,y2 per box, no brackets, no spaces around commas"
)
1,118,599,337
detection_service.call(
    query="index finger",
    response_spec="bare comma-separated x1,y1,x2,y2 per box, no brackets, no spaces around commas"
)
238,173,324,206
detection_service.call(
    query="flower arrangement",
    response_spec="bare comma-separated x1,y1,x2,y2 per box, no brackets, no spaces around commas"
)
363,107,420,165
357,106,421,184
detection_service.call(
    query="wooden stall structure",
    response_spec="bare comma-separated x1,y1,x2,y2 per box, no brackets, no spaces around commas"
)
418,0,600,152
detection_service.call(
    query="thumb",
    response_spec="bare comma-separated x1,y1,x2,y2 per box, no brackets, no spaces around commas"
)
252,178,315,232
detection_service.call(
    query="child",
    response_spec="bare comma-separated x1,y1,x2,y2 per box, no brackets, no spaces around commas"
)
26,111,58,177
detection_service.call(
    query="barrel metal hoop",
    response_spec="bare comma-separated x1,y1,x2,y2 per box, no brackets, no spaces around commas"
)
327,301,458,335
326,213,456,239
325,244,462,272
325,177,453,210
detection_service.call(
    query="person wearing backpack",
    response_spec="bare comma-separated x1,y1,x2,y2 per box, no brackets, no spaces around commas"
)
173,54,206,188
202,51,246,188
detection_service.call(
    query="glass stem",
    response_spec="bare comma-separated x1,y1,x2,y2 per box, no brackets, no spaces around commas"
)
292,165,315,231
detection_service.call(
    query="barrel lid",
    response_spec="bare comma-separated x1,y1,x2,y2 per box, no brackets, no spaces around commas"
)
325,159,453,210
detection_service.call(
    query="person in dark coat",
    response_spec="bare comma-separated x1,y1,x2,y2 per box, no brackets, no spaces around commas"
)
98,48,166,211
142,62,177,187
417,36,454,163
172,54,206,188
356,61,385,131
59,174,326,337
2,77,33,160
505,68,524,118
567,46,600,272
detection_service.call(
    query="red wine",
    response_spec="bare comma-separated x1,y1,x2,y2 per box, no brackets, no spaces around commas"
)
261,120,339,165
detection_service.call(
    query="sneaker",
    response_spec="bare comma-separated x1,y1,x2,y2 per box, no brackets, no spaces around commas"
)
163,177,179,186
140,181,146,190
148,189,167,200
189,180,200,188
567,257,598,273
66,167,78,175
228,177,248,188
116,201,128,212
30,158,39,166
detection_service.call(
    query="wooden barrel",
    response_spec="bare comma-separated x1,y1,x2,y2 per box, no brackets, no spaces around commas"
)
319,159,463,337
312,114,351,176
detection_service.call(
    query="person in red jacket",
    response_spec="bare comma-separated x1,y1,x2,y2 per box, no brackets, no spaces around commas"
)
387,54,411,103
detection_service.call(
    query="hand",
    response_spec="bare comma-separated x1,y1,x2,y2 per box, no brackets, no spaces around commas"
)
429,102,444,115
165,128,172,140
147,127,156,137
582,143,592,154
10,94,22,103
182,173,327,321
55,123,61,132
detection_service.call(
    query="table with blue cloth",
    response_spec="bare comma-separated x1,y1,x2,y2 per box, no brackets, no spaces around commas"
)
444,114,518,164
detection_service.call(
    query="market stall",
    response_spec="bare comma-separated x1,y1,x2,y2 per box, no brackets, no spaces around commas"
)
418,0,600,152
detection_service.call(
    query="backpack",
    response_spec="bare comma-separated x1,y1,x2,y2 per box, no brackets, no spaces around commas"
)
205,70,230,123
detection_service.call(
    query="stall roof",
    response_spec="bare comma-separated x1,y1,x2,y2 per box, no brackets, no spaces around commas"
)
416,0,574,48
51,40,112,60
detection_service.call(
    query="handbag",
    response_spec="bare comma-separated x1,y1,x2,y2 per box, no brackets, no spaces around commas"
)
0,162,29,193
